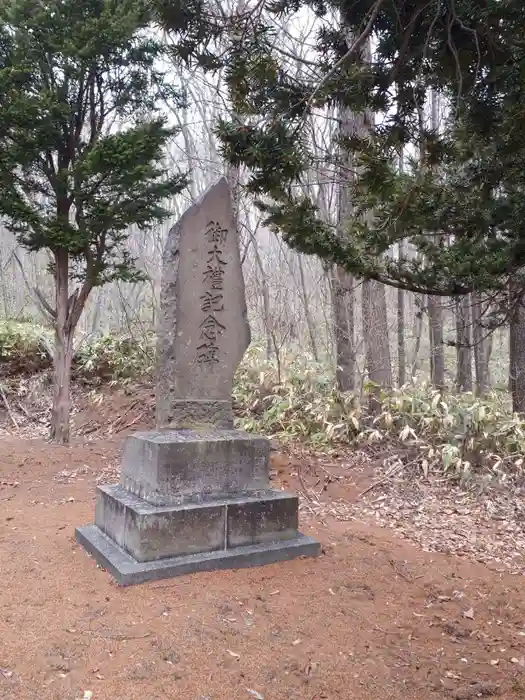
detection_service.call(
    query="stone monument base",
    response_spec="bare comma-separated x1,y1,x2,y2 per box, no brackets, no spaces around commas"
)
76,485,320,586
76,427,320,586
76,523,319,586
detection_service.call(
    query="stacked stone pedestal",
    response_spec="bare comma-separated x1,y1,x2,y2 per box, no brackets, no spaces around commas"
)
76,428,320,585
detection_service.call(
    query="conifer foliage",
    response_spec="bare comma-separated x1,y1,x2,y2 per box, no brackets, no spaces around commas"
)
0,0,189,442
215,1,525,301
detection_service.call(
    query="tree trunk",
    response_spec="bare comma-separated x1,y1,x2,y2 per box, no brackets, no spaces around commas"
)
297,255,320,362
410,294,424,378
226,160,241,230
49,245,93,443
397,242,406,386
331,87,359,391
50,330,74,444
428,295,445,389
331,266,355,391
362,279,392,411
486,332,493,387
509,293,525,413
425,92,446,391
330,90,358,389
397,285,406,386
251,239,272,362
50,249,73,444
455,295,473,392
261,271,273,363
471,292,490,396
396,154,406,387
0,245,10,317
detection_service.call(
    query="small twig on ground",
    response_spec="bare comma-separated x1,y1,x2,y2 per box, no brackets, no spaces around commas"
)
387,556,413,583
115,409,148,433
299,500,317,516
17,402,47,425
315,463,343,480
0,385,19,429
392,649,412,666
81,423,100,435
80,629,151,641
358,462,405,498
297,466,317,502
109,399,142,431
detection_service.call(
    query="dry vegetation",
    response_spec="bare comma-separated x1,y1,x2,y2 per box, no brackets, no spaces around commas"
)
1,321,524,582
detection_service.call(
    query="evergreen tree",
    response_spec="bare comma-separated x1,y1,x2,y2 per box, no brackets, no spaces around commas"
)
0,0,190,443
214,0,525,305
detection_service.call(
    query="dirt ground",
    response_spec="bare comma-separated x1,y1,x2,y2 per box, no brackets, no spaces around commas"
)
1,432,525,700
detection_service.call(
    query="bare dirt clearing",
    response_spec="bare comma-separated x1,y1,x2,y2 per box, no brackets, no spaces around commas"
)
1,422,525,700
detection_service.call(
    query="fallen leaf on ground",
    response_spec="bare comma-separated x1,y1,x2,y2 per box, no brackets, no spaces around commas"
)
463,607,475,620
246,689,264,699
305,661,320,676
445,671,462,680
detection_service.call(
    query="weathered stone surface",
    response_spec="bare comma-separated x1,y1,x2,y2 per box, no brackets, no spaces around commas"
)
156,177,250,429
120,428,270,505
95,484,225,562
227,493,299,548
95,485,302,562
75,524,321,586
163,399,233,430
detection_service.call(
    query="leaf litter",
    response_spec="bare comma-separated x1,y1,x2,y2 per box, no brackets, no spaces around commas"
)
290,443,525,576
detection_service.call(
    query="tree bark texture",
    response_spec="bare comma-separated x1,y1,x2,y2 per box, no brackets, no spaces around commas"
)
455,295,473,392
410,294,424,378
49,248,93,443
362,278,392,411
509,292,525,413
428,295,445,389
331,266,355,391
397,243,406,386
297,255,320,362
50,249,73,444
331,99,357,391
471,292,490,396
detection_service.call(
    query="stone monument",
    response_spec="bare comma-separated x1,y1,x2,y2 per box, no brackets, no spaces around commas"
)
76,177,320,585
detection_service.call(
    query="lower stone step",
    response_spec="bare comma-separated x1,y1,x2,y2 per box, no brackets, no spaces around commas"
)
95,484,304,562
76,524,321,586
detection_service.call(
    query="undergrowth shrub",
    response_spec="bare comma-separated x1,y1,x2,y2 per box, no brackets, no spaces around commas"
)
1,324,523,484
235,357,358,445
234,348,525,483
75,332,155,384
376,387,524,482
0,320,53,376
